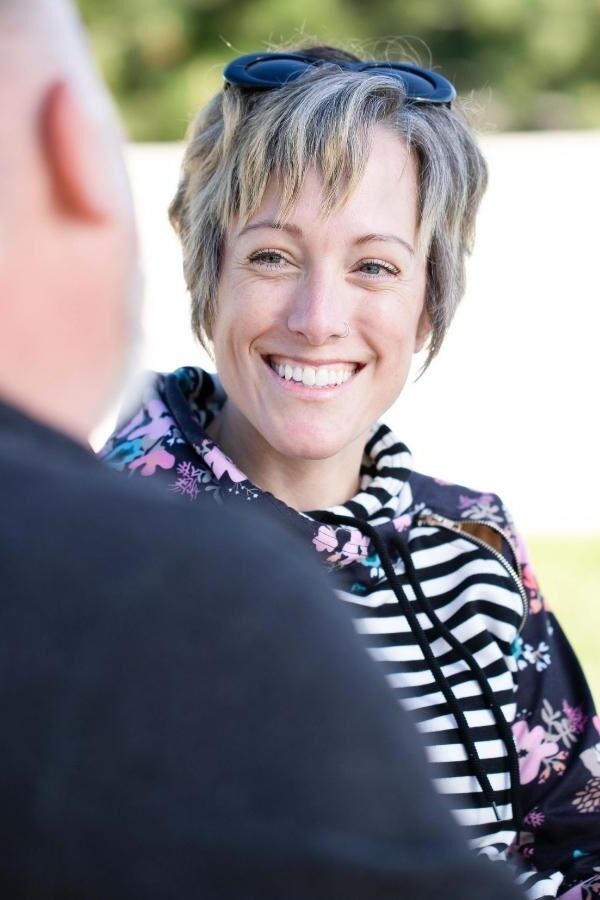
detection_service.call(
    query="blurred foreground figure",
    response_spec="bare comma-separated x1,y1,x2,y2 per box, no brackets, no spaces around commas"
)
0,2,525,897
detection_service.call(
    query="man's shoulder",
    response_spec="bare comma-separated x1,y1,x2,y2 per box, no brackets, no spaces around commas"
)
2,428,334,635
0,413,286,602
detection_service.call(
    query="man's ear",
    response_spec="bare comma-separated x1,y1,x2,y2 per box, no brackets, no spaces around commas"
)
40,80,112,223
415,304,432,354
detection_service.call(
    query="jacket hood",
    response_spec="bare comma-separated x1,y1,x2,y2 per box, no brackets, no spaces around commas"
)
118,366,418,529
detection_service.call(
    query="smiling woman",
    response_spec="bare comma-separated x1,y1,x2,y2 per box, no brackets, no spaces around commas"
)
101,45,600,898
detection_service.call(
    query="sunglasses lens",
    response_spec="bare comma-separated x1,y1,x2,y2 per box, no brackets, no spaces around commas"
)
244,57,311,86
357,64,454,103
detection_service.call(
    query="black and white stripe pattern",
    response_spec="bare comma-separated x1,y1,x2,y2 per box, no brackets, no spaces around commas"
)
338,528,521,834
327,426,415,525
315,426,562,897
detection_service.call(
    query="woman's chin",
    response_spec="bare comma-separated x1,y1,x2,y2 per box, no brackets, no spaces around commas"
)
264,427,356,463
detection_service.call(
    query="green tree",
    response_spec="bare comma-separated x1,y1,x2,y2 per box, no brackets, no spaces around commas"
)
77,0,600,140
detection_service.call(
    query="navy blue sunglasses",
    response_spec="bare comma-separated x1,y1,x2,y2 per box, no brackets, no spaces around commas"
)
223,52,456,107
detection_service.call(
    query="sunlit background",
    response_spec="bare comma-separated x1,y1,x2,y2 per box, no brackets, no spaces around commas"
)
79,0,600,698
79,0,600,137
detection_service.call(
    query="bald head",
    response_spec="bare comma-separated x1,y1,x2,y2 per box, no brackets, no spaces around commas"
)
0,0,139,442
0,0,90,64
0,0,117,159
0,0,90,87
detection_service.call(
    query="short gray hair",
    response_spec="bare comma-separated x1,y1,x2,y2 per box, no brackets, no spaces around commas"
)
170,46,488,367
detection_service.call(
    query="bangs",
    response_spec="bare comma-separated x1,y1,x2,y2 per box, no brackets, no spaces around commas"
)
221,68,409,228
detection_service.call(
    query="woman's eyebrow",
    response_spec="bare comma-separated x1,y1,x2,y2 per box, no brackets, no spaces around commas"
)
354,232,415,256
237,222,414,256
237,220,302,238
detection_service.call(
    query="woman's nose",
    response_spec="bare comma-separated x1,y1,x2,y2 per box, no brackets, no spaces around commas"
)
286,275,349,345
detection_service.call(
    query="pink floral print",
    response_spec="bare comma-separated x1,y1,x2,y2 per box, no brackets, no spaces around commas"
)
313,525,339,554
312,524,370,567
201,441,247,483
339,527,370,564
523,808,545,828
513,720,560,784
129,447,175,477
124,398,175,442
393,514,412,533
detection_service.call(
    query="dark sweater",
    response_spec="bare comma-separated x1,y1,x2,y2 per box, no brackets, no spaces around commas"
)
0,399,523,899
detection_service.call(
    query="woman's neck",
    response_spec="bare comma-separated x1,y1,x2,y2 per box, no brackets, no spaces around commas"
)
207,401,365,512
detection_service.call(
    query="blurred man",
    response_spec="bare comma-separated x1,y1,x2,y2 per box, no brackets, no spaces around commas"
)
0,1,523,897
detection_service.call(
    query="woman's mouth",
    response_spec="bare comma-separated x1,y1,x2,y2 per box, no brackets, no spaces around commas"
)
266,355,359,388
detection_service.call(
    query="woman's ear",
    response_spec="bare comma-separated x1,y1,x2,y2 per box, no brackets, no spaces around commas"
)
414,304,432,354
40,80,115,223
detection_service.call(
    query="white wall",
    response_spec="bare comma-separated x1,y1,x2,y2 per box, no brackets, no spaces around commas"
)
106,133,600,535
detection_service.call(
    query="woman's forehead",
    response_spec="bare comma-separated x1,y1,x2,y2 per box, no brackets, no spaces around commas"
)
235,130,419,241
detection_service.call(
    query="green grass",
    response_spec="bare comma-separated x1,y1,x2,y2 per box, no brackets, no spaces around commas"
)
527,537,600,705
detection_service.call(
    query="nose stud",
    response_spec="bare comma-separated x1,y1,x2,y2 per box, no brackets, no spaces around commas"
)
338,321,350,339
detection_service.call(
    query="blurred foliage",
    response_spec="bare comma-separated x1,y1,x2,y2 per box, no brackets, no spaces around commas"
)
529,537,600,705
76,0,600,140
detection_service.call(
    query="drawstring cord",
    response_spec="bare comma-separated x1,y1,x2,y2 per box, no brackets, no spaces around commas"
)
390,530,522,829
317,510,522,828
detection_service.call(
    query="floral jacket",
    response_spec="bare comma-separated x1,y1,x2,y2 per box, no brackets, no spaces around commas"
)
101,367,600,900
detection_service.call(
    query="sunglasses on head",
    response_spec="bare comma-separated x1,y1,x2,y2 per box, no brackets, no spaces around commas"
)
223,52,456,107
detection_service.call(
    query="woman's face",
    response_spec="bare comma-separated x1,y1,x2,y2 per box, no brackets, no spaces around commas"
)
211,126,429,463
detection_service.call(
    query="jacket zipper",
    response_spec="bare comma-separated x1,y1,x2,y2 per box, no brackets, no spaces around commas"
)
417,513,529,634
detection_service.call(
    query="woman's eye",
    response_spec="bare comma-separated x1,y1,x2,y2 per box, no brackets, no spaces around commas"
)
249,250,286,267
358,259,398,277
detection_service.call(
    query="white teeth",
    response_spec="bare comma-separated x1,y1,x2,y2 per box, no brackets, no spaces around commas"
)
271,359,355,388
